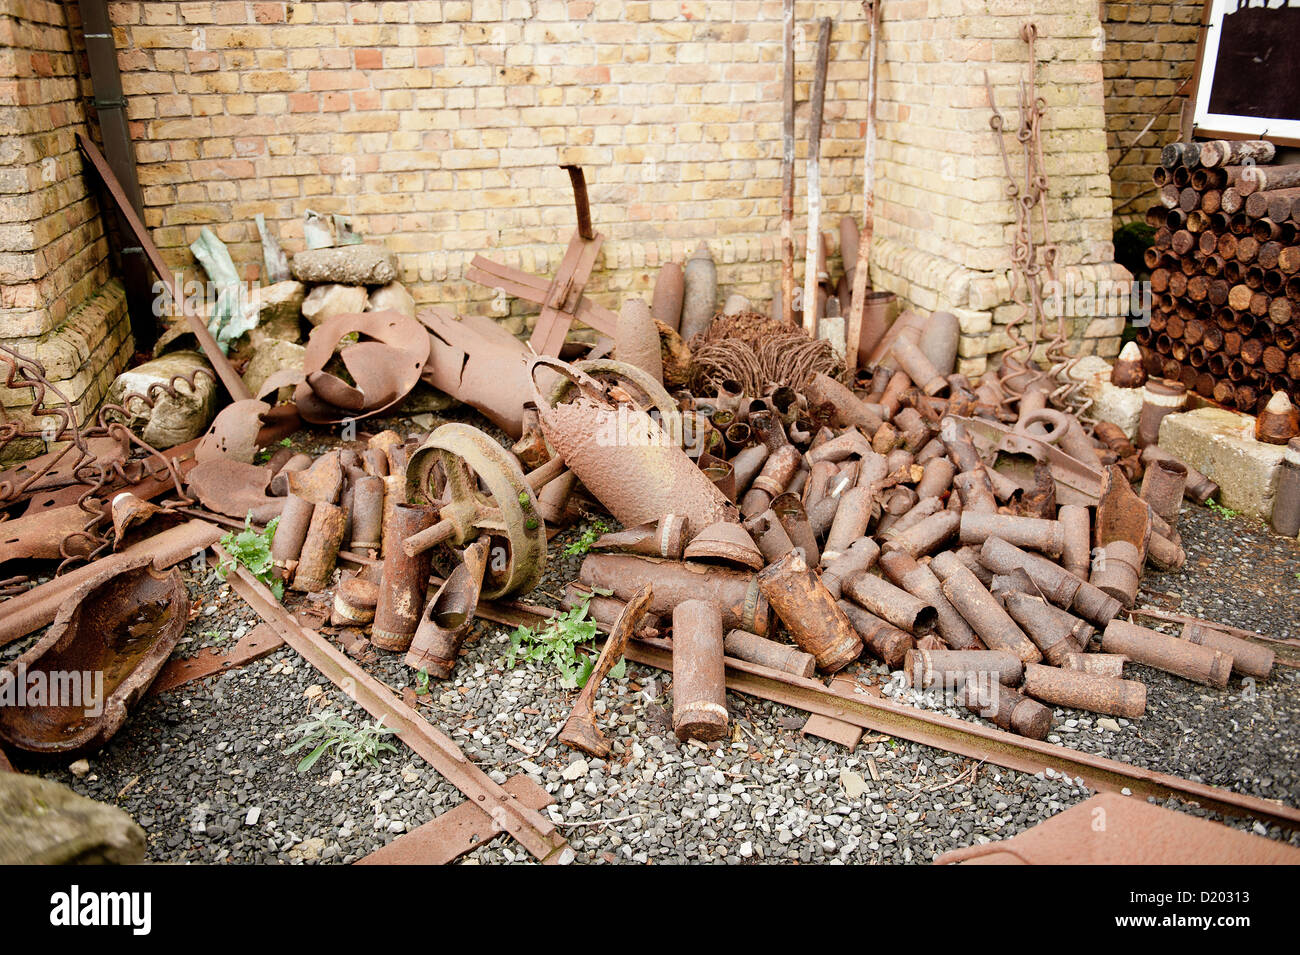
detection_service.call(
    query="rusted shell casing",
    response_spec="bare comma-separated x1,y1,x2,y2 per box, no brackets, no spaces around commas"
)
1062,652,1127,678
579,553,769,636
730,443,769,496
291,502,345,593
1137,379,1186,447
330,575,379,627
881,509,959,558
888,553,983,652
379,474,404,557
978,537,1121,627
771,492,821,566
957,681,1053,740
879,496,942,541
891,331,947,396
959,512,1065,557
561,584,665,635
742,509,795,564
723,629,816,678
405,539,490,678
805,373,884,434
1001,591,1081,667
680,244,717,341
651,261,685,331
1181,621,1274,680
1058,504,1092,581
269,452,312,496
1138,446,1217,503
757,550,862,672
821,486,875,562
1101,619,1232,687
915,458,956,501
372,503,438,651
930,551,1042,664
806,430,872,465
820,537,880,598
671,599,729,741
1139,457,1187,528
953,469,998,514
271,492,315,578
1022,663,1147,719
905,648,1023,689
1090,539,1142,607
348,474,385,551
740,444,801,517
535,469,577,525
1146,527,1186,571
615,297,664,384
1272,441,1300,537
844,571,938,636
591,515,689,559
836,600,913,669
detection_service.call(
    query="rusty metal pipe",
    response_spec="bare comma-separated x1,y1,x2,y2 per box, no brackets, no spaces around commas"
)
953,469,998,513
330,575,379,627
1138,446,1217,503
843,571,938,636
740,444,801,518
1101,619,1232,688
978,537,1121,627
1273,438,1300,537
930,551,1042,664
757,550,862,672
835,600,913,669
723,629,816,678
271,493,314,580
1090,540,1142,608
914,458,955,501
1022,663,1147,719
958,512,1065,557
592,515,689,559
890,331,946,396
730,443,769,496
372,503,438,651
821,486,875,562
1181,621,1274,680
742,509,795,564
771,492,820,566
349,474,385,552
904,648,1023,688
805,373,884,433
957,681,1053,740
671,599,729,741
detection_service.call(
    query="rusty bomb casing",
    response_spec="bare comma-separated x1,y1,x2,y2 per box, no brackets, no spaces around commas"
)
1022,663,1147,719
757,549,863,672
835,600,914,669
930,551,1042,664
1101,619,1232,688
843,571,938,636
671,599,729,742
723,629,817,678
291,501,345,593
372,503,438,651
1180,621,1274,680
904,648,1024,689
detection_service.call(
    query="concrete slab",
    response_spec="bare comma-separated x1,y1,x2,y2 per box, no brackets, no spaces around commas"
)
1066,355,1143,440
1157,407,1287,520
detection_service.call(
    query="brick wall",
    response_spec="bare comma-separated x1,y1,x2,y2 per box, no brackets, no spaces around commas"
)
1102,0,1203,226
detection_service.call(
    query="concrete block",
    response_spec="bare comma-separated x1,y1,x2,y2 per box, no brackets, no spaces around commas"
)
1066,354,1143,440
1158,407,1287,520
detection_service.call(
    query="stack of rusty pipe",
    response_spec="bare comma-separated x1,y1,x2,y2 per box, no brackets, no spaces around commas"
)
1139,139,1300,439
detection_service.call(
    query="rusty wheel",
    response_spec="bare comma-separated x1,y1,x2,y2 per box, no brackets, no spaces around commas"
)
405,423,546,600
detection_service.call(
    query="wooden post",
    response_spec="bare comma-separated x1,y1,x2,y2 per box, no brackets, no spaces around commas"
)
802,17,832,338
780,0,796,327
845,1,880,376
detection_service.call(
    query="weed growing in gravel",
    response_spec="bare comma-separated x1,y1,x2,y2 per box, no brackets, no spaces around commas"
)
503,591,625,689
414,668,431,696
1206,500,1237,521
562,518,614,557
285,710,398,773
218,514,283,600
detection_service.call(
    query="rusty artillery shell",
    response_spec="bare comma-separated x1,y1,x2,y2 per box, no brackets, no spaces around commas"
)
291,502,346,593
1137,379,1186,447
959,512,1065,557
723,629,817,678
758,550,862,672
806,429,873,464
930,551,1042,664
1001,591,1081,667
680,244,717,341
1101,619,1232,687
1138,446,1217,503
330,575,379,627
616,297,664,383
891,330,947,396
730,443,769,496
651,261,684,331
372,503,438,651
836,600,913,669
821,486,875,563
957,681,1053,740
1058,504,1091,581
879,496,942,540
405,539,490,678
742,509,795,564
1023,663,1147,718
881,509,960,558
1145,527,1186,572
805,372,884,434
271,492,315,579
978,537,1122,627
844,571,938,636
671,599,729,742
1062,652,1127,678
882,550,982,651
561,584,665,636
954,469,998,514
771,492,820,566
349,474,385,551
535,469,577,525
915,457,956,501
905,648,1024,688
1139,457,1187,528
579,553,769,636
269,452,312,496
1090,539,1142,607
1273,439,1300,538
379,474,404,557
740,444,802,518
820,537,880,598
1181,621,1274,680
591,515,689,559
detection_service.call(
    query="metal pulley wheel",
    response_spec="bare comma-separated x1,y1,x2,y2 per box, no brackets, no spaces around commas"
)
404,423,546,600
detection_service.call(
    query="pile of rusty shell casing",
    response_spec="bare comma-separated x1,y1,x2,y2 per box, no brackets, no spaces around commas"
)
958,512,1065,557
953,469,998,514
771,492,820,566
1138,446,1218,504
881,551,983,651
1022,663,1147,719
1136,379,1186,447
880,509,959,558
842,571,938,636
405,539,490,678
1000,591,1082,667
1061,652,1127,678
591,515,689,560
957,681,1053,740
741,509,795,564
561,584,664,636
1089,539,1142,607
1058,504,1092,580
1272,438,1300,538
1180,621,1274,680
930,551,1042,664
291,502,346,593
671,599,729,742
1139,457,1187,528
820,537,880,598
578,553,769,636
348,474,385,551
978,537,1122,627
835,600,913,669
372,503,438,651
723,629,817,678
330,575,379,627
904,648,1024,689
804,372,884,434
1101,619,1233,688
271,492,315,580
756,549,863,672
740,444,801,517
821,485,875,562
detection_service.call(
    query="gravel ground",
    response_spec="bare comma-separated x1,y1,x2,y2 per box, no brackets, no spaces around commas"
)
9,417,1299,864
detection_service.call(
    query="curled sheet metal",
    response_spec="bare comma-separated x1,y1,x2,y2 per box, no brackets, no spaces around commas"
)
195,399,271,464
186,459,284,524
295,310,429,425
416,307,533,439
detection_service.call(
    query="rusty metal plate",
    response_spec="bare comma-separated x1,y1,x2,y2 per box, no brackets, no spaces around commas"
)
149,623,285,696
296,310,429,425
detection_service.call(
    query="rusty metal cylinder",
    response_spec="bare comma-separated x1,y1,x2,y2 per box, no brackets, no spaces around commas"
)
1139,446,1217,503
771,492,820,566
740,444,801,517
405,539,489,679
271,493,315,579
1022,663,1147,718
348,474,385,551
1058,504,1091,580
742,509,795,563
1001,591,1082,667
671,599,729,742
881,551,983,652
878,495,942,540
957,681,1053,740
821,486,875,562
843,571,938,636
881,509,959,558
1139,457,1187,528
372,503,438,651
1271,439,1300,537
730,443,769,496
723,629,817,678
905,648,1024,689
291,502,345,593
1062,652,1127,678
953,469,998,513
651,261,684,331
914,457,956,501
561,584,665,635
1090,540,1142,607
978,537,1121,627
756,549,863,672
579,553,769,636
680,245,717,341
1101,619,1232,687
835,600,913,668
959,512,1065,557
804,373,884,434
330,575,379,627
1181,621,1274,680
930,551,1042,664
1137,379,1186,447
891,331,947,396
270,452,312,496
592,515,689,560
818,538,878,599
